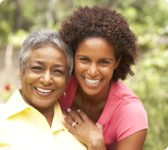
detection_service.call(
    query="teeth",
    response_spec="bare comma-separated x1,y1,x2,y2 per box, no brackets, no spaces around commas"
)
85,78,101,85
36,87,53,93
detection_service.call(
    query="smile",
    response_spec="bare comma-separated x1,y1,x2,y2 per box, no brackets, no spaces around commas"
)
35,87,53,93
84,77,101,85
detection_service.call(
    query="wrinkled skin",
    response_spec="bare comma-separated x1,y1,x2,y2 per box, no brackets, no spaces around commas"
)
62,109,147,150
62,109,106,150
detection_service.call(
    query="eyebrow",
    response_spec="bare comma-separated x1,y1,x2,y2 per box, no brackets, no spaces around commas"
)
32,61,66,68
76,55,113,61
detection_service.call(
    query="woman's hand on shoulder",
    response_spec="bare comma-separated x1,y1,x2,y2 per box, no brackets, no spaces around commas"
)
62,109,106,150
116,129,147,150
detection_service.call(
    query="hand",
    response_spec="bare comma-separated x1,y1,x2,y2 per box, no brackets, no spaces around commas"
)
62,109,106,150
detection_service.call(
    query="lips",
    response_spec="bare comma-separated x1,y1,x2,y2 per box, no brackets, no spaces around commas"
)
34,87,54,97
35,87,53,93
84,77,102,87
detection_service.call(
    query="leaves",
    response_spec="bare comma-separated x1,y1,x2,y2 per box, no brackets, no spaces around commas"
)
124,48,168,150
0,0,168,149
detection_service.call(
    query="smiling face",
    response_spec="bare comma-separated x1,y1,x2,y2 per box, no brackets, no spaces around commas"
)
75,37,121,96
20,46,67,112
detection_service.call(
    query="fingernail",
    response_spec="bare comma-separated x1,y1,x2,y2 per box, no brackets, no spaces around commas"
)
77,109,81,112
62,120,65,123
63,115,66,118
67,108,71,112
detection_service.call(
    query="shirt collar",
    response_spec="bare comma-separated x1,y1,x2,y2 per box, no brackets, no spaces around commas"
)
51,102,65,132
4,89,65,132
4,89,32,119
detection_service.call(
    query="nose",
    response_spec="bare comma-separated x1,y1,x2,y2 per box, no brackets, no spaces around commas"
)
41,70,52,85
88,63,99,77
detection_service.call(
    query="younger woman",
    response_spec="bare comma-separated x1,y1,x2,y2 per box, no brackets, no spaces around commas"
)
58,5,148,150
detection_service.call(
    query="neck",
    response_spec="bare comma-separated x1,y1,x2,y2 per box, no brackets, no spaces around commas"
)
38,107,54,127
77,82,111,106
21,89,55,127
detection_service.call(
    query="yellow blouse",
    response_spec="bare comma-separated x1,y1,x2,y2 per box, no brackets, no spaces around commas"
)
0,89,86,150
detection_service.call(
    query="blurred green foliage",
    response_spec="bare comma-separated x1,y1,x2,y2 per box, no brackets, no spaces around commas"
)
124,47,168,150
0,90,13,101
0,0,168,149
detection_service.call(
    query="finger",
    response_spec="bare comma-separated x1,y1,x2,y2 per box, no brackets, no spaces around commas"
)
62,110,68,118
96,123,103,129
63,110,75,126
62,120,77,134
67,108,83,124
62,120,82,143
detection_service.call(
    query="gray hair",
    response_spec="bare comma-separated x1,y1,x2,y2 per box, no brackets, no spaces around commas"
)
19,30,73,79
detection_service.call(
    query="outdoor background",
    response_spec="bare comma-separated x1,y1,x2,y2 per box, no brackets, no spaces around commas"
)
0,0,168,149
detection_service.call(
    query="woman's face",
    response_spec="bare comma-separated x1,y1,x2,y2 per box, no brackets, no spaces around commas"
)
20,46,67,111
75,37,120,96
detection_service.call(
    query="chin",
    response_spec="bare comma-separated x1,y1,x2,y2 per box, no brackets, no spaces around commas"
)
84,89,100,96
32,100,54,110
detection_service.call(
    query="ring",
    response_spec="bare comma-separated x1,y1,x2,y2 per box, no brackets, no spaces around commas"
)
72,120,78,127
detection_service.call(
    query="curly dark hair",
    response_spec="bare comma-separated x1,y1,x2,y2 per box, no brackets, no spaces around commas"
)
59,5,139,82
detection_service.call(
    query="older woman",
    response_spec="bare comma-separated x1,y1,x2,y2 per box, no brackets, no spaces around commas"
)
0,31,86,150
58,5,148,150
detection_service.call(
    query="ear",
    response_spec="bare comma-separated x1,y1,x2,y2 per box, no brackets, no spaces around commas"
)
114,55,122,69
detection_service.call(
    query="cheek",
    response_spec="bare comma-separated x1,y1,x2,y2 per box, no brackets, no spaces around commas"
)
22,75,30,86
54,77,67,89
100,67,114,78
23,70,39,82
22,73,39,90
75,62,88,74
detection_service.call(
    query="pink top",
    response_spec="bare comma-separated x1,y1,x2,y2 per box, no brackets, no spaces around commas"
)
58,75,148,150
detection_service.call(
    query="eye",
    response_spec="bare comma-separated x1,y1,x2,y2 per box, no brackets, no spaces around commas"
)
99,60,110,64
79,57,90,62
53,69,64,75
31,66,43,70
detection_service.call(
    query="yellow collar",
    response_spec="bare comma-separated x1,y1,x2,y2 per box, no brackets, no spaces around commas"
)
4,89,65,132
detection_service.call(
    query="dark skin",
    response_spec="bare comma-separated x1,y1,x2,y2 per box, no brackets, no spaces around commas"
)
20,46,67,128
62,38,147,150
63,109,147,150
71,83,109,123
63,109,106,150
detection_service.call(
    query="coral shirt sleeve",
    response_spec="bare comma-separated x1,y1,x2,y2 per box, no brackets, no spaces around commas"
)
115,99,148,141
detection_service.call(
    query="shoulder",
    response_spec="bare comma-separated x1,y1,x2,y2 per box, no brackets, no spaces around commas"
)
57,75,78,110
109,80,138,100
110,81,147,118
106,81,148,141
114,97,148,141
67,75,78,86
100,81,142,122
116,99,148,122
105,81,141,113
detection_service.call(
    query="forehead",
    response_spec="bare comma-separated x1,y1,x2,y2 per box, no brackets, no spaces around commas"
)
76,37,115,56
28,46,67,65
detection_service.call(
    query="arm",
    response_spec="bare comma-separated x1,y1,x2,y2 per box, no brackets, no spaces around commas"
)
114,100,148,150
62,101,148,150
62,109,106,150
116,129,147,150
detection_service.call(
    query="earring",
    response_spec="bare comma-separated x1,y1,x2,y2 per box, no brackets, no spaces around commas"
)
64,92,66,97
19,83,22,89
